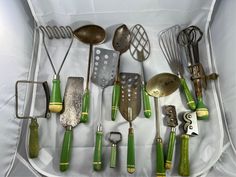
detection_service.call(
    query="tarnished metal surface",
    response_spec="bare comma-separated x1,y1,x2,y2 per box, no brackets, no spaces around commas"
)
164,105,178,128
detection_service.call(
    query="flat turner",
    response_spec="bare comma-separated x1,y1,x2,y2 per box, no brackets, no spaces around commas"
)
59,77,84,172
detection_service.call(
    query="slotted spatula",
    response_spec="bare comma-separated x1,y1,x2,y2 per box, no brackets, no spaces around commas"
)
119,73,141,173
91,47,119,171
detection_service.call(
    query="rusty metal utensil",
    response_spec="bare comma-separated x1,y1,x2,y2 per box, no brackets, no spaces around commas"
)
59,77,84,172
15,80,50,158
129,24,152,118
109,132,122,168
91,47,119,171
111,24,131,121
119,73,141,174
146,73,180,177
159,25,196,111
73,24,106,123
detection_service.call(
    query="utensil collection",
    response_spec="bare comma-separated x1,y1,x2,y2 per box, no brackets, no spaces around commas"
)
15,24,218,176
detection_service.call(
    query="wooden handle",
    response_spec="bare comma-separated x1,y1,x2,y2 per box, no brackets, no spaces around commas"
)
178,134,190,176
165,130,176,170
180,78,196,111
60,128,73,172
156,137,166,177
110,144,117,168
29,119,39,158
196,96,209,120
142,85,151,118
127,128,135,173
93,130,103,171
111,83,121,121
49,78,62,113
80,89,90,123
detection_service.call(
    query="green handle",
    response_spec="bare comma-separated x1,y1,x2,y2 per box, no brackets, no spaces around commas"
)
179,134,190,176
180,78,196,111
80,89,90,123
196,96,209,120
110,144,117,168
142,85,151,118
93,130,103,171
127,128,135,173
29,119,39,158
111,83,121,121
165,130,176,170
156,137,166,177
49,78,62,113
60,128,73,172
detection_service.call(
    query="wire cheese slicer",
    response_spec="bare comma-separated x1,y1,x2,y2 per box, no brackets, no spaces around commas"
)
39,26,74,113
129,24,152,118
91,47,119,171
119,73,141,173
15,80,50,158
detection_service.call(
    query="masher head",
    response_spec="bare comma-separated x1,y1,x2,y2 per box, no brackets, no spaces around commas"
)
129,24,150,62
91,47,119,88
119,73,141,122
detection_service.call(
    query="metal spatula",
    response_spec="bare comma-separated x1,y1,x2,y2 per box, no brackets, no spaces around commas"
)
59,77,84,172
119,73,141,173
91,47,119,171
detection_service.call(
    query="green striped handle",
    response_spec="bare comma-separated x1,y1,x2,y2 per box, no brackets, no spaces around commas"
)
60,128,73,172
49,78,62,113
196,96,209,120
29,119,39,158
93,130,103,171
80,89,90,123
180,78,196,111
111,83,121,121
142,85,151,118
127,128,135,173
110,144,117,168
178,134,190,176
156,137,166,177
165,130,176,170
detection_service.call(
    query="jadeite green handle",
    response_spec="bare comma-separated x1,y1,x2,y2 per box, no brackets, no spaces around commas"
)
111,83,121,121
80,89,90,123
142,85,151,118
49,78,62,113
60,129,73,172
110,144,117,168
179,134,190,176
180,78,196,111
93,131,103,171
156,137,166,177
29,119,39,158
196,96,209,120
127,128,135,173
165,130,176,170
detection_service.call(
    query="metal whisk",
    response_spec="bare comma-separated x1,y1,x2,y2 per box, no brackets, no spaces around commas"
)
159,25,196,110
39,25,74,113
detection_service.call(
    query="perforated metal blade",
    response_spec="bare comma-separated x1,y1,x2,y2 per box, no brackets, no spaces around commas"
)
60,77,84,127
91,47,119,88
119,73,141,122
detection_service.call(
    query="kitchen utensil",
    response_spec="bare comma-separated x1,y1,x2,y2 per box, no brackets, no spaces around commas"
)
15,80,50,158
39,25,74,113
163,105,178,170
74,25,106,123
59,77,84,172
179,111,198,176
111,24,131,121
159,25,196,111
146,73,180,177
91,47,119,171
119,73,141,173
177,26,218,120
129,24,152,118
108,132,122,168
